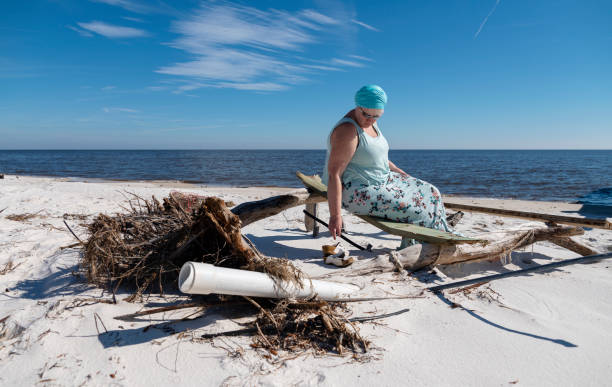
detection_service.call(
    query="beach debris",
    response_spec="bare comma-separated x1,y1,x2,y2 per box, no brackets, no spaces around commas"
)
63,220,85,245
201,299,371,356
81,193,302,301
327,224,590,276
322,243,355,267
81,192,371,358
178,262,358,299
389,251,407,276
62,213,90,221
0,316,26,342
6,212,43,222
0,261,23,275
446,211,464,227
322,242,341,257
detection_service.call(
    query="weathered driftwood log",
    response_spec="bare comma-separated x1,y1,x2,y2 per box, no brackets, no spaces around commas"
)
304,203,320,237
231,189,325,227
444,200,612,230
332,225,588,274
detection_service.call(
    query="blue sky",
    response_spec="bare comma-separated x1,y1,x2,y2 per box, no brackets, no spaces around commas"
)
1,0,611,149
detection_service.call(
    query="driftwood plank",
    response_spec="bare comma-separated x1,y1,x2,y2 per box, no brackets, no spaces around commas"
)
444,201,612,230
357,217,481,245
296,172,485,245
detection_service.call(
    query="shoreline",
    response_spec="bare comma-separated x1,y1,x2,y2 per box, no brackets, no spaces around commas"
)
2,173,600,207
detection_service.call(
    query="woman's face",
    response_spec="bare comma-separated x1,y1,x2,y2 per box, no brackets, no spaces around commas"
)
356,106,384,127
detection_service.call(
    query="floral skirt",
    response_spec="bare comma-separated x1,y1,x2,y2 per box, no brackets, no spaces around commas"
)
342,172,451,232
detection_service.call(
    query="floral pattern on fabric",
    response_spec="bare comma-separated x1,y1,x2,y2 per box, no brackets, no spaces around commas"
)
341,172,451,232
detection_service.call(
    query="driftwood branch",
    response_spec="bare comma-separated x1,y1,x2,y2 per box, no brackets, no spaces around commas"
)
231,189,325,227
550,237,598,257
340,225,586,273
444,201,612,230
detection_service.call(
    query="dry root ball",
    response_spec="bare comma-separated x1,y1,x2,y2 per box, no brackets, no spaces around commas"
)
81,193,261,300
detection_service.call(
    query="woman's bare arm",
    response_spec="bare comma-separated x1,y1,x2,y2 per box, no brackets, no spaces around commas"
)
389,160,409,176
327,123,358,239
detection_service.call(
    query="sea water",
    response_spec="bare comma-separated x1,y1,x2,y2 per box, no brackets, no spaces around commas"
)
0,149,610,206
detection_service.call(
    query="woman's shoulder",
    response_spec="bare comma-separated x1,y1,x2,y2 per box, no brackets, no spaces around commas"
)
330,121,358,143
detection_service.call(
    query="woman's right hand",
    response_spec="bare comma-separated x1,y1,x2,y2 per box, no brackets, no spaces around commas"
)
328,215,343,240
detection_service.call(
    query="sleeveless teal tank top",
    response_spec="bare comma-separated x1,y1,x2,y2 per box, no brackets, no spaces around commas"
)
322,117,390,187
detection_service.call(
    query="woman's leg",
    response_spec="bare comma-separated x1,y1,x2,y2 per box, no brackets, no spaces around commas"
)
342,173,452,232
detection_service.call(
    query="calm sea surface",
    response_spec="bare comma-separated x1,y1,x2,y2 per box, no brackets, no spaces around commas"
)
1,150,611,205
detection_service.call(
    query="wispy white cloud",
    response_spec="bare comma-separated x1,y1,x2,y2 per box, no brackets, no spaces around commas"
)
90,0,151,14
122,16,144,23
303,64,342,72
103,107,140,113
474,0,501,39
77,21,149,38
331,58,365,67
348,54,375,62
101,85,116,91
156,3,371,92
300,10,339,25
217,82,288,91
351,19,379,32
67,25,94,37
90,0,187,18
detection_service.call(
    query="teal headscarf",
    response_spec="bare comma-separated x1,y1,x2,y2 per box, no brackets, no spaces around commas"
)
354,85,387,110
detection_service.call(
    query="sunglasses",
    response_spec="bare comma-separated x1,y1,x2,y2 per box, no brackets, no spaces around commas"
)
360,108,382,120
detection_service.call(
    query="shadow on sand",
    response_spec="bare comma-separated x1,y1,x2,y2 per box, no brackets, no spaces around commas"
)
10,249,95,300
434,292,578,348
97,303,255,349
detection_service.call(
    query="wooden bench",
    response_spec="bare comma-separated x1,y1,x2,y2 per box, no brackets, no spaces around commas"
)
296,171,485,246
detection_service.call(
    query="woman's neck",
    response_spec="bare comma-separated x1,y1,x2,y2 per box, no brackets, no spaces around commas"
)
347,109,372,130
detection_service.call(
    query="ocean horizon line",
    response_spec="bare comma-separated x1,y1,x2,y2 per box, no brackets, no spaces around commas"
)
1,148,611,152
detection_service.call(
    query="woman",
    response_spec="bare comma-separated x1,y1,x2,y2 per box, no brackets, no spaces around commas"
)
322,85,453,242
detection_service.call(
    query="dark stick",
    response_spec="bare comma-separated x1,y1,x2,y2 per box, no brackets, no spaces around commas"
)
347,308,410,322
63,220,84,245
303,210,368,251
428,252,612,293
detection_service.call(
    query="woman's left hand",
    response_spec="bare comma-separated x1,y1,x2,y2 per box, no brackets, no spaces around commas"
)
389,160,410,177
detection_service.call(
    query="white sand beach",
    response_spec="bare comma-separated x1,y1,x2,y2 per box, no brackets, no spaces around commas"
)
1,175,612,386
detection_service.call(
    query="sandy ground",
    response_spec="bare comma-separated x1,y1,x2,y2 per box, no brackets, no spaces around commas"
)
1,174,612,386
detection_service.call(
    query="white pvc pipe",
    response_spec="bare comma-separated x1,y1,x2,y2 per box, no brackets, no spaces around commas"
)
178,262,359,301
